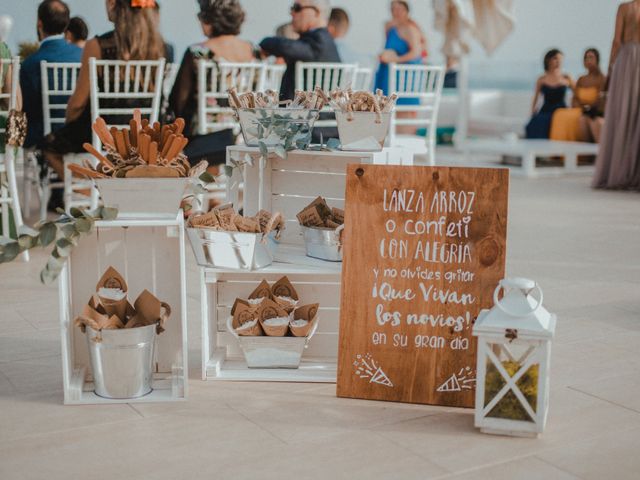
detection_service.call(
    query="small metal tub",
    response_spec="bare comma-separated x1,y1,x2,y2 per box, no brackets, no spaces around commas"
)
236,107,319,147
187,228,279,270
96,178,189,219
85,324,157,399
227,317,319,368
301,226,343,262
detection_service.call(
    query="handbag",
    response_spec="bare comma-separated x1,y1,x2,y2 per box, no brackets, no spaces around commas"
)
6,109,27,147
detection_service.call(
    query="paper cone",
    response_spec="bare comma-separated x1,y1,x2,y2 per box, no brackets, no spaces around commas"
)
233,215,261,233
248,279,272,302
289,303,319,337
257,298,290,336
232,301,263,336
189,211,220,228
272,276,299,314
125,165,181,178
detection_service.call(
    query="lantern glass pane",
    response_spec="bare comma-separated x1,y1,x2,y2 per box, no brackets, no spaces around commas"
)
483,344,539,422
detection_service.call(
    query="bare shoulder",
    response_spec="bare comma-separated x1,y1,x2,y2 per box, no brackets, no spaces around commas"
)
83,38,102,59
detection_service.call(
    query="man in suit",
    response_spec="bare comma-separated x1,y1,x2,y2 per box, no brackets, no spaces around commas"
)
260,0,341,100
20,0,82,149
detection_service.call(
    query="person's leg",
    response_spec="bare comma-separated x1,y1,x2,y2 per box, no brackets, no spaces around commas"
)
577,115,593,142
43,150,65,178
590,117,604,143
396,111,418,135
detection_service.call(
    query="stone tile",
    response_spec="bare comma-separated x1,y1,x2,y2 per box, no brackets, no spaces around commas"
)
438,456,579,480
0,327,60,363
0,307,36,335
536,427,640,480
0,355,62,395
569,372,640,413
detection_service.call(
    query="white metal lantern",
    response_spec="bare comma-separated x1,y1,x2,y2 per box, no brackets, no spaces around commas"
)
473,278,556,437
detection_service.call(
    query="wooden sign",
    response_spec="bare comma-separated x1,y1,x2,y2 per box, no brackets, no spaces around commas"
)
337,165,509,407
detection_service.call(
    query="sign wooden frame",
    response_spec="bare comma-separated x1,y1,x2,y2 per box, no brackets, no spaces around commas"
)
337,165,509,407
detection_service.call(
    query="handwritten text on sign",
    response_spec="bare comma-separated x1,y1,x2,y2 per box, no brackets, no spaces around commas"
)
337,165,509,407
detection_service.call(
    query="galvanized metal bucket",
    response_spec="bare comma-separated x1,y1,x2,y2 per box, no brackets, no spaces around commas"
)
335,111,391,151
187,228,279,270
85,324,157,399
301,226,343,262
226,316,319,368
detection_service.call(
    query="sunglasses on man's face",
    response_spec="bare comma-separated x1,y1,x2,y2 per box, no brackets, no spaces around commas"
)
290,3,318,14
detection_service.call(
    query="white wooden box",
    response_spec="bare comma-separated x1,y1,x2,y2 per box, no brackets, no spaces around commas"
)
59,215,188,404
201,247,341,382
226,146,412,245
199,147,411,382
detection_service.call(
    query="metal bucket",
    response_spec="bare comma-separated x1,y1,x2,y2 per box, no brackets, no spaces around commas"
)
187,228,279,270
335,111,391,151
85,324,157,399
236,108,319,147
96,178,189,219
302,226,343,262
227,317,319,368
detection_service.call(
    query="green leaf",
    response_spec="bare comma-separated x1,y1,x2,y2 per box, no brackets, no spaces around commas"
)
55,207,66,215
100,207,118,221
0,242,21,263
69,207,84,218
258,141,269,159
326,138,341,150
18,235,37,250
75,217,93,233
199,172,216,184
39,222,57,247
223,165,234,178
56,238,73,257
274,145,287,159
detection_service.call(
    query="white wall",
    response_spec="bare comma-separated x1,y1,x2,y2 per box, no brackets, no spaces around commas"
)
1,0,624,89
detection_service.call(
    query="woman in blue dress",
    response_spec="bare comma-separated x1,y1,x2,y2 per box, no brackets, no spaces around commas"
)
526,49,574,139
374,0,424,107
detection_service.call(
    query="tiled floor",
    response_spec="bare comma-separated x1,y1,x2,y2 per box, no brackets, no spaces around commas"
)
1,173,639,479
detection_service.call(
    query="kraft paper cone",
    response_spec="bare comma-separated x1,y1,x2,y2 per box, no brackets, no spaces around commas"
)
272,276,299,300
189,211,220,228
331,207,345,224
97,266,128,292
232,301,263,336
233,215,261,233
272,276,299,314
248,280,272,302
126,290,170,333
257,298,289,337
75,305,124,332
289,303,319,337
253,210,272,232
264,212,285,238
215,204,236,229
296,197,332,227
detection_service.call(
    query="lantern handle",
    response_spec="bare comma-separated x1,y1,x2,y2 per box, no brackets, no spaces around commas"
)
493,279,543,317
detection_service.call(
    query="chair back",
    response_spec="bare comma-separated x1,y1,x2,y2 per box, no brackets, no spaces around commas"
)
353,67,373,91
89,58,166,148
41,61,82,135
197,60,265,135
388,64,445,156
263,64,286,92
0,56,20,137
295,62,357,93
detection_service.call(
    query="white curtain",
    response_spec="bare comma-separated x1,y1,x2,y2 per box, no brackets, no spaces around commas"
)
433,0,516,58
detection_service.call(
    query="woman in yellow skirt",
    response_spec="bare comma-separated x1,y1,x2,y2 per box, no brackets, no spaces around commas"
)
550,48,606,142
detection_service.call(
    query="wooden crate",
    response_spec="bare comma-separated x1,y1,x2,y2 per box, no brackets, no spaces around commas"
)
226,147,411,245
201,248,341,382
59,216,188,404
199,148,411,382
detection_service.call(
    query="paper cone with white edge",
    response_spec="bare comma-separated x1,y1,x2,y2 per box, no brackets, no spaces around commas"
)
75,304,124,332
272,276,299,313
96,267,129,321
289,303,319,337
248,279,272,306
257,298,290,336
232,301,263,336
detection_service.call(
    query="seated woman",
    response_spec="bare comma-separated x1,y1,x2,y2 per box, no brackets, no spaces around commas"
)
549,49,606,142
574,48,606,142
168,0,255,171
41,0,166,210
526,49,574,139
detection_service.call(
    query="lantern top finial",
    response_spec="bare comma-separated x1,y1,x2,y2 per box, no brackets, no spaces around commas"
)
473,278,556,340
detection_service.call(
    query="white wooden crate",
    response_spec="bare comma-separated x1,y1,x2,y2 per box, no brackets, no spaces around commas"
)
201,247,341,382
59,216,188,404
198,148,411,382
226,147,412,245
